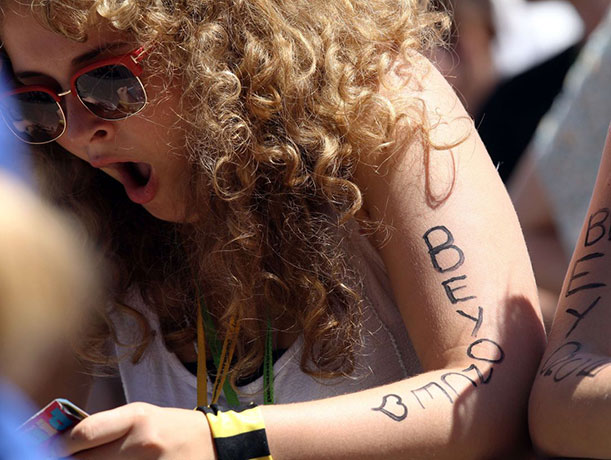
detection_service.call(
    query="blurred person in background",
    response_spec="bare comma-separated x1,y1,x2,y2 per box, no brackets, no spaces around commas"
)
475,0,594,183
490,0,582,78
432,0,581,121
0,103,105,456
510,2,611,330
0,87,45,460
431,0,500,115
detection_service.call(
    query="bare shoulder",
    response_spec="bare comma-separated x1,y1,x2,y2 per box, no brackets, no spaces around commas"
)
381,51,470,124
352,54,543,370
354,52,506,228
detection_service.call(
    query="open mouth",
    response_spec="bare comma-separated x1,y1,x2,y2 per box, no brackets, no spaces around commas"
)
115,161,156,204
124,161,152,187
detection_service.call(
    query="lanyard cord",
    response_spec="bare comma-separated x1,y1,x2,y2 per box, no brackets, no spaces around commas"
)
196,295,275,407
196,298,240,407
264,315,274,405
196,301,208,407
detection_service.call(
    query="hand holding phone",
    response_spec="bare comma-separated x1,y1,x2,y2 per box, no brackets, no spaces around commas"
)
18,398,89,448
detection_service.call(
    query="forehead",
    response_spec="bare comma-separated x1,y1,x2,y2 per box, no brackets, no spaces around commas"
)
1,5,126,75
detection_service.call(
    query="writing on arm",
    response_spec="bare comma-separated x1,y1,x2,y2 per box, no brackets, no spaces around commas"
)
372,225,505,421
538,208,611,384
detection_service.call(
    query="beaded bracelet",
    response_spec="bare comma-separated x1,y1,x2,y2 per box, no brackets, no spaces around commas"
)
197,404,273,460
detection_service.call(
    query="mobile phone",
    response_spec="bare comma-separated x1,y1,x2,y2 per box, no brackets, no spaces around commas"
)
18,398,89,447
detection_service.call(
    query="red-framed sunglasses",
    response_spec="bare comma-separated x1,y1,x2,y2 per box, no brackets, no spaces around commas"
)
0,47,148,144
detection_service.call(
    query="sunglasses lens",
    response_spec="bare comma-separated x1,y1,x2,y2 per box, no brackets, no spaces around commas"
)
76,64,146,120
0,91,64,144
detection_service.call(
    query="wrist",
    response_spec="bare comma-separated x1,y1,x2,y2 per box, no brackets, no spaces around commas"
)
197,407,218,460
197,404,272,460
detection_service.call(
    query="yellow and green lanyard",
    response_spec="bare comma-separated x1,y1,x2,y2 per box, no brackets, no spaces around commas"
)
196,298,275,407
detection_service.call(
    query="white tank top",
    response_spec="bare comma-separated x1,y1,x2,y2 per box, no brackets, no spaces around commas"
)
110,223,421,408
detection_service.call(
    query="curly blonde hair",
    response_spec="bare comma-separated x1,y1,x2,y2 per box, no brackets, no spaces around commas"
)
2,0,448,381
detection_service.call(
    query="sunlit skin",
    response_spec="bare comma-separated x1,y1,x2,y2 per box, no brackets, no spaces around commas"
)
1,7,192,222
0,3,549,460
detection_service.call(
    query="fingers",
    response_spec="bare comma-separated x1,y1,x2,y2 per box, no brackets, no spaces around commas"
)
70,438,130,460
51,403,152,457
48,403,216,459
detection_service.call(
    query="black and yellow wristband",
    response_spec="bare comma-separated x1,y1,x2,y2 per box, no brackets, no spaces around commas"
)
197,404,273,460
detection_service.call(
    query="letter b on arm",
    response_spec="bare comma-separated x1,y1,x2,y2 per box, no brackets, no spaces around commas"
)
423,226,465,273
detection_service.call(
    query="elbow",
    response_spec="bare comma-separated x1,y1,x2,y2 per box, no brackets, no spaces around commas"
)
528,346,611,458
451,368,541,458
528,379,581,458
482,355,546,457
528,380,559,457
452,405,533,460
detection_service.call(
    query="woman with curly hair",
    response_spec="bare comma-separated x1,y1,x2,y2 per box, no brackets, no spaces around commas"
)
0,0,545,458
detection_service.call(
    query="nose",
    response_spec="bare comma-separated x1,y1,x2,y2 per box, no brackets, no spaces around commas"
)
61,92,117,146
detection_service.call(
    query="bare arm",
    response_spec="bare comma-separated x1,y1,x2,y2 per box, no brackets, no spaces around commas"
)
57,56,546,460
529,126,611,459
262,55,546,459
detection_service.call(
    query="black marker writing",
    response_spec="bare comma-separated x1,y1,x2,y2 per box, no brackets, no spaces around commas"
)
565,253,606,297
372,394,408,422
442,275,476,304
462,363,493,384
539,341,611,382
584,208,609,247
467,338,505,364
565,296,602,338
553,357,589,382
423,226,465,273
411,382,454,409
397,224,510,421
576,359,611,378
540,342,581,378
441,371,478,397
456,306,484,337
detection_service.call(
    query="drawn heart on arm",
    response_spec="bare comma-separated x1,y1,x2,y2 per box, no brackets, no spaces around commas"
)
372,394,408,421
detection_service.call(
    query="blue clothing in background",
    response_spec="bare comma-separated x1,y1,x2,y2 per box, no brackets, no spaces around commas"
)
0,83,29,182
0,70,41,460
0,147,29,181
0,381,47,460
